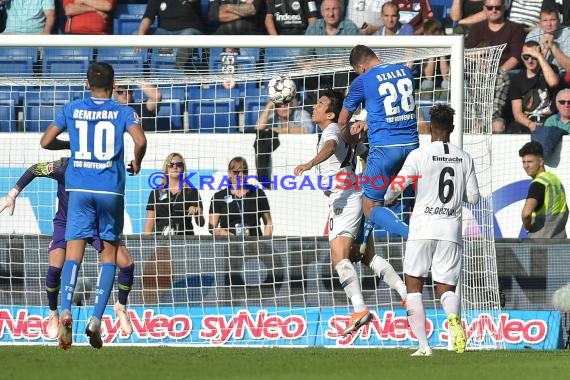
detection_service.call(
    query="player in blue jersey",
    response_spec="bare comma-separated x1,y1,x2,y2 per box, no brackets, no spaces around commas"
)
40,62,147,350
0,157,135,340
338,44,419,251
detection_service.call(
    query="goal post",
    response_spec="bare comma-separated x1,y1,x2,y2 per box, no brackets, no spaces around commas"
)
0,34,504,349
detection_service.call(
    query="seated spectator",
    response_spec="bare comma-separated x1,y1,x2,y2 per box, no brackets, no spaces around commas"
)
303,0,360,104
144,152,205,236
373,1,414,35
543,0,570,26
420,19,450,90
508,0,543,31
209,0,264,35
450,0,485,35
465,0,527,133
532,88,570,160
506,41,559,134
2,0,55,34
545,88,570,134
346,0,387,35
136,0,204,68
392,0,434,34
209,157,273,237
265,0,317,35
526,7,570,86
114,83,162,132
63,0,115,34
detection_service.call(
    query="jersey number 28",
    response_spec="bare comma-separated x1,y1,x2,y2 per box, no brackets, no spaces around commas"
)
379,78,415,116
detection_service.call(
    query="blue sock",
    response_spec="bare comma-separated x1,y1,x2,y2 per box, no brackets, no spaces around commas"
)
60,260,80,312
355,218,374,247
370,206,409,239
117,263,134,306
92,262,116,320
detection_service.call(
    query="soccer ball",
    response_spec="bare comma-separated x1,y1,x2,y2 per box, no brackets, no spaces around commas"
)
267,75,297,106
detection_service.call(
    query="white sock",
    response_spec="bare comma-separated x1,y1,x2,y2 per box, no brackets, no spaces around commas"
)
369,255,407,300
440,290,460,316
335,259,366,312
406,292,429,349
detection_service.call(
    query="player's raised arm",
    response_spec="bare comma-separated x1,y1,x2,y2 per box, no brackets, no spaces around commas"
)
40,125,70,150
127,123,147,175
294,139,337,176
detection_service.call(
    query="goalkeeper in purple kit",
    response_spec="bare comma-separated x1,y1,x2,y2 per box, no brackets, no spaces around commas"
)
0,157,135,341
40,62,147,350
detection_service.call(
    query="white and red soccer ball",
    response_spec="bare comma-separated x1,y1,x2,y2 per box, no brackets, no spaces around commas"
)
268,75,297,106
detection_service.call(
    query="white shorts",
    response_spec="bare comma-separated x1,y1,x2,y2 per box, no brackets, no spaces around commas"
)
327,189,363,241
404,239,462,286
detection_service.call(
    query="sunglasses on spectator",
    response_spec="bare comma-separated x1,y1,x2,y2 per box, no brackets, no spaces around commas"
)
484,5,502,11
521,54,537,61
115,89,131,95
231,168,246,174
558,100,570,105
168,162,184,169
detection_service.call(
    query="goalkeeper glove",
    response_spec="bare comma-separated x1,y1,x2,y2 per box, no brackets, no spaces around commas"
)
0,188,20,216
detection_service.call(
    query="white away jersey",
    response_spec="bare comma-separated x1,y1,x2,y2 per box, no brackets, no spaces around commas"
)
384,141,480,243
317,123,366,192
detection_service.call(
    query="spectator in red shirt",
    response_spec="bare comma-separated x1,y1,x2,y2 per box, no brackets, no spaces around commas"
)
63,0,115,34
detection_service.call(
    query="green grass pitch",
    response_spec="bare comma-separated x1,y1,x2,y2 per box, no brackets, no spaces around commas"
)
1,347,569,380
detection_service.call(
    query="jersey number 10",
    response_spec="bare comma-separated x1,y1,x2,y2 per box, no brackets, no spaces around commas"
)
74,120,116,161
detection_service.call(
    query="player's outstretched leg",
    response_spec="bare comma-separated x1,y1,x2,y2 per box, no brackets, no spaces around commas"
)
115,261,134,338
45,265,62,339
47,310,60,339
114,301,132,338
58,309,72,350
367,255,407,302
85,316,103,349
447,313,466,354
335,259,372,336
406,293,431,356
440,290,466,353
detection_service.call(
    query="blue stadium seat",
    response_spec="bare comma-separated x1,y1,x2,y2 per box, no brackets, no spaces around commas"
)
187,98,238,133
188,84,243,105
113,3,149,35
0,91,19,132
42,48,93,77
23,88,73,132
96,48,146,76
0,48,37,77
243,97,266,133
263,48,301,74
155,85,186,131
208,48,259,74
150,48,204,76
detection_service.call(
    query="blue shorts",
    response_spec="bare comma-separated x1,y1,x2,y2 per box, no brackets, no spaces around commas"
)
65,192,124,242
49,222,125,253
363,144,418,202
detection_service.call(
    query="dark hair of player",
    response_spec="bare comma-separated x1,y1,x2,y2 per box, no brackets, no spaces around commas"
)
87,62,114,91
319,88,343,122
519,141,544,158
429,104,455,133
349,44,376,67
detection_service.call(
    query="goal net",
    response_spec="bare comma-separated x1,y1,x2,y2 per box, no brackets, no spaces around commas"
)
0,35,504,349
